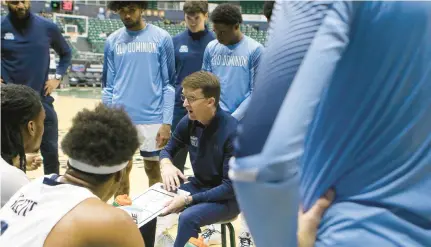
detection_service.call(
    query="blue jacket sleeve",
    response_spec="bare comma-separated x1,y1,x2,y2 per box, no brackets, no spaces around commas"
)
192,133,236,203
201,45,212,72
102,40,115,106
160,116,188,160
160,35,176,125
49,22,72,76
231,45,263,120
229,2,353,247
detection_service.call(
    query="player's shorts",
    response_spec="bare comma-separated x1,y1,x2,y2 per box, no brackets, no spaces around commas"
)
136,124,162,161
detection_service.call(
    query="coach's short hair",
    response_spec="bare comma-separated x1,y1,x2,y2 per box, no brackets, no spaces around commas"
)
182,71,220,106
210,3,242,25
61,104,139,181
107,1,148,11
183,1,208,15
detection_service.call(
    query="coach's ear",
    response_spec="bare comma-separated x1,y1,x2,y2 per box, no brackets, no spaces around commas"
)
207,97,216,108
234,23,240,30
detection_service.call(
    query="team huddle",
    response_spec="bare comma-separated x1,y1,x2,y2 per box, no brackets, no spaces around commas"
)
1,1,431,247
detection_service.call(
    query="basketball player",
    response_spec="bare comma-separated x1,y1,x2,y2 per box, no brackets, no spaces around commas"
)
231,1,332,244
1,0,72,175
102,1,175,193
0,84,45,207
0,104,145,247
202,3,263,121
231,1,431,246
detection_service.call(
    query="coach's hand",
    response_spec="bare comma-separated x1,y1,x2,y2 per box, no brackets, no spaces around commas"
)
156,124,171,148
44,79,60,96
298,189,335,247
160,195,188,216
160,158,187,192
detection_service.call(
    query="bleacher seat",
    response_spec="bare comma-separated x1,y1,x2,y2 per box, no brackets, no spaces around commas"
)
240,1,264,15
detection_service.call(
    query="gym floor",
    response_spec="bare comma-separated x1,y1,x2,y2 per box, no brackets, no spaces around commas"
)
26,88,241,247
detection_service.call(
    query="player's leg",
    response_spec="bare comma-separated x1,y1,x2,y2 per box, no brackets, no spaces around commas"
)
143,159,161,186
114,160,133,197
175,199,240,247
137,124,163,186
40,100,60,175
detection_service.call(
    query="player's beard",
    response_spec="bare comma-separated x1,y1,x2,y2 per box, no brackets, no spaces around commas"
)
8,6,30,21
123,19,141,29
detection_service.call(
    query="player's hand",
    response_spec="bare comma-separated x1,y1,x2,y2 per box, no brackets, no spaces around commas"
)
1,78,4,84
160,195,186,216
160,159,187,192
298,189,335,247
26,153,43,171
156,124,171,148
44,79,60,96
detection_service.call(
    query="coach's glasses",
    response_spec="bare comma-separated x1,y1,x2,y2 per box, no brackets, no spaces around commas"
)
181,94,205,104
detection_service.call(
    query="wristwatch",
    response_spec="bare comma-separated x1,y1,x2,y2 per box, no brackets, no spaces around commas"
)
184,195,191,207
54,74,63,80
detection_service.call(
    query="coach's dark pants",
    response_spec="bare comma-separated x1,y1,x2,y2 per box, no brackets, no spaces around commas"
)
41,98,60,175
139,182,239,247
172,106,188,173
175,182,240,247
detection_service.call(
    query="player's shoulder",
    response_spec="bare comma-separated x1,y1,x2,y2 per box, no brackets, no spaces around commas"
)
149,24,171,38
106,27,125,43
48,197,139,246
64,197,135,230
244,35,264,49
33,14,57,29
1,15,8,25
206,39,220,50
173,30,187,43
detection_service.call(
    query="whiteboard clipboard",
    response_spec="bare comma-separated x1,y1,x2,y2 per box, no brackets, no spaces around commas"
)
119,182,189,228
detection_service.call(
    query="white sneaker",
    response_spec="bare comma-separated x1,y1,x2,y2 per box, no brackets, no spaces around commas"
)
238,232,254,247
155,230,175,247
201,225,222,245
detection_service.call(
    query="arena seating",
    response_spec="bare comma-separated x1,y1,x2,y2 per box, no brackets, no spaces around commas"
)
240,1,265,15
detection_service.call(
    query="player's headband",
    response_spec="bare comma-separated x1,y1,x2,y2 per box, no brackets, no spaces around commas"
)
68,158,128,175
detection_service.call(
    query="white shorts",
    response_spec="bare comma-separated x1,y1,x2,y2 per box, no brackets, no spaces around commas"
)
136,124,162,161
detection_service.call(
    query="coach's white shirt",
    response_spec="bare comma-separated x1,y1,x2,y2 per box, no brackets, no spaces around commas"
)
0,157,29,208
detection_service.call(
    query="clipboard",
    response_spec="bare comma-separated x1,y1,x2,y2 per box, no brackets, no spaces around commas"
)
118,182,190,228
